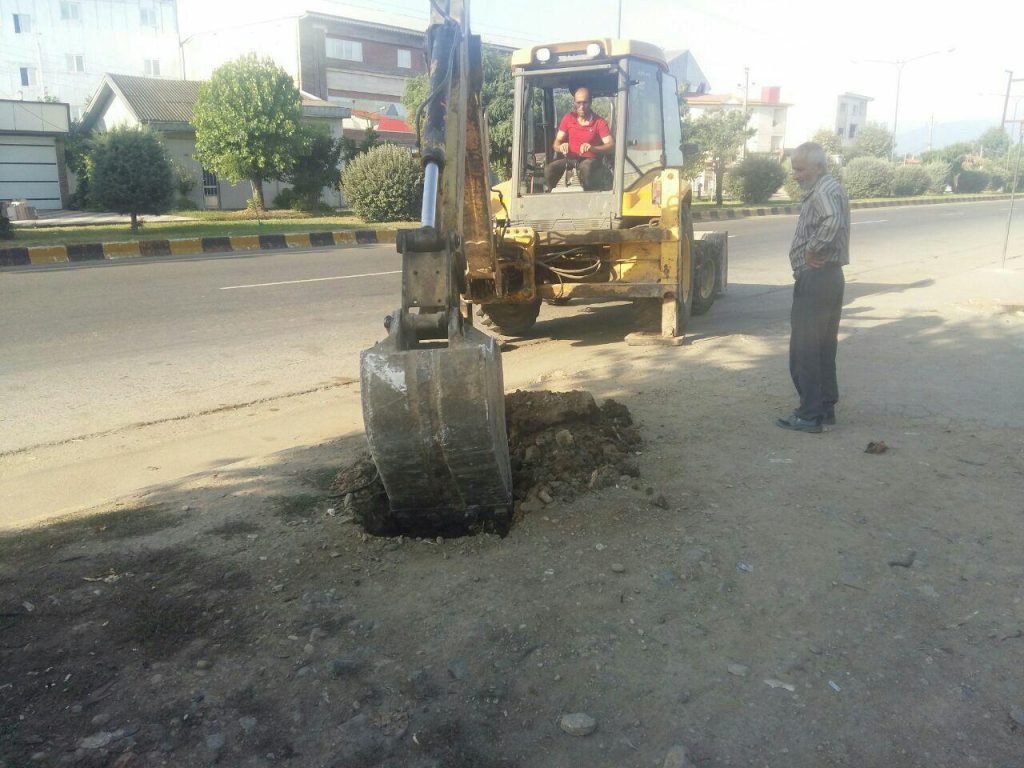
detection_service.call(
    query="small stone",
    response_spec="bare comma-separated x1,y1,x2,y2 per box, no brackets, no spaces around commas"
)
330,659,359,678
888,550,917,568
181,505,191,512
559,712,597,736
447,658,470,680
595,543,606,551
1010,705,1024,726
611,563,626,573
663,744,689,768
195,659,212,670
79,732,114,750
239,716,258,733
652,494,669,509
205,733,225,751
343,493,354,508
304,643,315,655
727,663,749,677
538,489,554,504
524,445,540,462
554,429,574,448
30,752,48,762
90,713,111,727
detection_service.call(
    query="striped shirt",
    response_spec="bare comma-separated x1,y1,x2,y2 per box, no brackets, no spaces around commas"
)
789,174,850,276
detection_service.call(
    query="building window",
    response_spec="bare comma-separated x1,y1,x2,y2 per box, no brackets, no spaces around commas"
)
140,5,157,26
144,59,161,76
20,67,38,86
397,49,412,68
66,54,85,73
202,169,219,197
326,38,363,62
13,13,31,33
60,2,82,21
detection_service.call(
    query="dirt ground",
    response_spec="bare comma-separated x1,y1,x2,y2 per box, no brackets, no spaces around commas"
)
3,252,1024,767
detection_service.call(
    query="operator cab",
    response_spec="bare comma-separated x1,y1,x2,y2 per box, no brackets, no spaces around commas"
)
509,39,684,229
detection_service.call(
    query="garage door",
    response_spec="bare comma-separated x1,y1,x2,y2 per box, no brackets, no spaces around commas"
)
0,136,62,209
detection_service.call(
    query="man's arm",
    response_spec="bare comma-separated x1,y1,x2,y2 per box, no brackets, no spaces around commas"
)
804,188,845,267
553,129,569,155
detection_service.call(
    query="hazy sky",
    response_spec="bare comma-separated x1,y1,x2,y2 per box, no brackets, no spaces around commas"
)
179,0,1024,145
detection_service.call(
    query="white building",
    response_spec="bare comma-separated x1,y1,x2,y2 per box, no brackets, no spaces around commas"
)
0,97,70,208
835,92,872,145
686,86,790,156
0,0,181,120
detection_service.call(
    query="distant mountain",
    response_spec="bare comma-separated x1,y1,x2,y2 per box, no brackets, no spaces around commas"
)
895,118,997,155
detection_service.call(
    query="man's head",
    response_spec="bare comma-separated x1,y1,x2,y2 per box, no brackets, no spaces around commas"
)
791,142,827,190
573,87,592,119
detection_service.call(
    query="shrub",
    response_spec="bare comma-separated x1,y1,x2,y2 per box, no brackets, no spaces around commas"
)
340,144,423,222
723,155,786,204
273,188,300,210
922,161,952,193
90,126,174,230
781,155,843,202
0,209,12,240
842,157,894,199
892,165,931,196
287,126,343,209
955,169,989,193
175,198,199,211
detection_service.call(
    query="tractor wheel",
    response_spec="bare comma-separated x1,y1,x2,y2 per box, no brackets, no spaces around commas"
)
691,253,717,316
479,300,542,336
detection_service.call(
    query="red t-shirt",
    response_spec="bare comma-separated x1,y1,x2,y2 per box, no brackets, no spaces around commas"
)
558,112,610,158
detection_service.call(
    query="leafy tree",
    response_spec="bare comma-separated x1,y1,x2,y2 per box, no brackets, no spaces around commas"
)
287,125,343,209
341,144,423,222
845,122,893,160
810,127,843,157
193,54,303,209
892,165,931,196
340,127,380,165
89,126,174,231
921,161,953,193
842,156,893,199
978,127,1010,160
0,207,12,240
955,169,989,193
64,120,94,210
685,109,755,205
723,155,785,204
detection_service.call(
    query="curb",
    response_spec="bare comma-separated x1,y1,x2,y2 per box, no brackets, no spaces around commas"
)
1,195,1011,268
0,229,397,268
690,194,1013,222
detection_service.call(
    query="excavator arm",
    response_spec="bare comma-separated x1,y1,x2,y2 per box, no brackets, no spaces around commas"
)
358,0,512,532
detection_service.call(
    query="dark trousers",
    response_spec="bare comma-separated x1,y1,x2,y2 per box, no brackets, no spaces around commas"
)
543,157,607,191
789,265,844,421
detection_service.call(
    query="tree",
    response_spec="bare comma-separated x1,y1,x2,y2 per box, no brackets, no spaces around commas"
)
89,126,174,231
723,155,786,204
341,144,423,222
810,127,843,157
842,157,893,199
287,125,343,209
64,119,94,210
685,109,755,205
340,127,380,165
978,127,1010,160
192,54,303,209
845,122,893,160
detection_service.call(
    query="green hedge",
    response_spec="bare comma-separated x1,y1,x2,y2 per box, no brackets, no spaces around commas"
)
842,157,893,199
340,144,423,223
723,155,786,204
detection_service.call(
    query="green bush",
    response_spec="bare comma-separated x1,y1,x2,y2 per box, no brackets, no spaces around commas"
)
0,209,12,240
175,198,199,211
955,169,989,193
781,155,843,202
842,157,893,199
90,126,174,230
892,165,931,196
921,161,952,193
340,144,423,222
287,126,343,209
723,155,786,204
273,188,300,210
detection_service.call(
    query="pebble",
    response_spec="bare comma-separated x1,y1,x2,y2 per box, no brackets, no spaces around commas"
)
538,489,554,504
727,663,749,677
1010,705,1024,726
238,716,258,733
559,712,597,736
195,659,212,670
30,752,48,762
205,733,225,751
181,505,191,512
652,494,669,509
447,658,470,680
330,658,360,678
662,744,689,768
888,550,917,568
90,713,111,727
554,429,575,447
79,731,115,750
611,563,626,573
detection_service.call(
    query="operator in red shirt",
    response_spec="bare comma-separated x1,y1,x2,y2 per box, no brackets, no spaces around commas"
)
543,87,614,191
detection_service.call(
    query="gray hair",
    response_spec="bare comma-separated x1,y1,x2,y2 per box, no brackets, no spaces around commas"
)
792,142,827,170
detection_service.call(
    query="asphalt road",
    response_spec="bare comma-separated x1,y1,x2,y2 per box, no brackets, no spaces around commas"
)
1,198,1020,456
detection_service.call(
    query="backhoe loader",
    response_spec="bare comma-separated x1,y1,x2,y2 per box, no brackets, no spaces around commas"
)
360,0,727,530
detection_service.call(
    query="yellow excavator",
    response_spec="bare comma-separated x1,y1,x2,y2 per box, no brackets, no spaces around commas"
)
360,0,727,529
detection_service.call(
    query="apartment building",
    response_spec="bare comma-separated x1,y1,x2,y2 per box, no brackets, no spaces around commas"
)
686,86,790,156
836,92,872,145
0,0,181,119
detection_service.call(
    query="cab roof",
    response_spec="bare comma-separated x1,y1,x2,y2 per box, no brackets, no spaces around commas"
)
510,39,668,70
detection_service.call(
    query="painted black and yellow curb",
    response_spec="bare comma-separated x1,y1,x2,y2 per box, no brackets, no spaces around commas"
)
690,194,1012,221
0,195,1011,268
0,229,398,269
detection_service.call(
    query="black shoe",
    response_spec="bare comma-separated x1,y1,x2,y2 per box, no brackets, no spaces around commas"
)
776,414,822,433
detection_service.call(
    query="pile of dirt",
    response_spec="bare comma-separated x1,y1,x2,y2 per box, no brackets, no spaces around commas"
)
332,390,641,537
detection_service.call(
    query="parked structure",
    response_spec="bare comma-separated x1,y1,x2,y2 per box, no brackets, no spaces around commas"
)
835,92,872,145
0,0,181,120
81,73,349,209
0,98,70,209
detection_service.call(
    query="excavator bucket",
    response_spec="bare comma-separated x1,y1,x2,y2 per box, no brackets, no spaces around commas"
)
360,323,512,525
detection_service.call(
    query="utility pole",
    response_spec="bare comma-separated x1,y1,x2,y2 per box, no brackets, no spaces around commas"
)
927,113,934,152
1002,123,1022,269
617,0,622,37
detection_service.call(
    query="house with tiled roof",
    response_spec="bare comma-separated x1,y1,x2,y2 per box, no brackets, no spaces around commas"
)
81,73,349,209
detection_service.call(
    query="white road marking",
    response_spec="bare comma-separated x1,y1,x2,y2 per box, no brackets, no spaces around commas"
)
941,212,964,216
220,270,401,290
852,219,887,225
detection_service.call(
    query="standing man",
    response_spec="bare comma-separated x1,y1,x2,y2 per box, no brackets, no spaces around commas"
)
776,142,850,434
544,87,614,191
